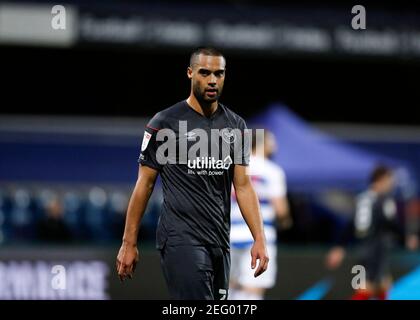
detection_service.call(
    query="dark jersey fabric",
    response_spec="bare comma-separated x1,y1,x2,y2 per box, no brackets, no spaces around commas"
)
139,100,250,250
355,191,401,282
335,190,401,282
337,191,400,246
355,191,400,242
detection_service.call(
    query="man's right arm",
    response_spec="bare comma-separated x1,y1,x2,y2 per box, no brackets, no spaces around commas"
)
270,167,292,229
272,196,292,229
116,165,158,281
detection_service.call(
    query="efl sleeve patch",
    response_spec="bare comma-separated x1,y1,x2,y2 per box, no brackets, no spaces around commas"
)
141,131,152,151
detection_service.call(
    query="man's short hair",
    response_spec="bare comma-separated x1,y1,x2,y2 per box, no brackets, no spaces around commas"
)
370,165,393,184
189,47,225,66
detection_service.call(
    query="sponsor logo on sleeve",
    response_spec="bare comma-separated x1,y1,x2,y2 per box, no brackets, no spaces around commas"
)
141,132,152,151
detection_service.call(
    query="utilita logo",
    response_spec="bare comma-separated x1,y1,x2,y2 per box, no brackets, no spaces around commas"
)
187,156,233,170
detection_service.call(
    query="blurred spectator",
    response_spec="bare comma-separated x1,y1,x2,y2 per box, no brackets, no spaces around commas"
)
108,190,128,240
37,193,71,243
0,185,143,243
10,188,36,241
63,191,85,239
0,192,6,244
85,186,109,241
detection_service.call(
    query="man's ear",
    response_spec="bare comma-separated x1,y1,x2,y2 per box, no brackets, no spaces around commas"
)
187,66,193,79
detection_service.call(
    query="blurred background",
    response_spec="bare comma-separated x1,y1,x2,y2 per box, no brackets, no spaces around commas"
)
1,0,420,299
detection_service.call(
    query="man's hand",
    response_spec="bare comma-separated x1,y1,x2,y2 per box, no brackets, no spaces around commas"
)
325,246,345,270
278,215,293,230
406,235,419,251
250,240,269,277
116,241,139,282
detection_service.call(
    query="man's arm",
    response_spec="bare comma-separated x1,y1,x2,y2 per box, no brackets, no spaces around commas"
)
325,218,353,270
116,165,158,281
233,165,269,277
272,197,292,229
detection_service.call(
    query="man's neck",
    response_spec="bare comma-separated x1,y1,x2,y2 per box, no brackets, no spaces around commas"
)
186,95,218,118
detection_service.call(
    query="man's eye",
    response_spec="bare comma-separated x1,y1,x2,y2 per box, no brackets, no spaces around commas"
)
199,70,210,76
215,71,225,77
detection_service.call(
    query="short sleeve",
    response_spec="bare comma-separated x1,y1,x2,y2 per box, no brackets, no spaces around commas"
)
138,114,163,171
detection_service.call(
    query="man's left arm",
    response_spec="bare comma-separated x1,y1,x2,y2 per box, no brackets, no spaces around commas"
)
233,164,269,277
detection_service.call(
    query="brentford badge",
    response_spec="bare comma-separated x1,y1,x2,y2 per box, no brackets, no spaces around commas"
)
221,128,236,144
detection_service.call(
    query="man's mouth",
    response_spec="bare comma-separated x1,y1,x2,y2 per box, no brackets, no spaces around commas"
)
205,88,218,97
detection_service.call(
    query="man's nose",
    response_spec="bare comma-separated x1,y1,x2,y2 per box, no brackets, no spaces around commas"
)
208,74,217,85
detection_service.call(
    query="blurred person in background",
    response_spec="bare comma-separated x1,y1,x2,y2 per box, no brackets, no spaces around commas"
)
326,165,418,300
10,188,35,241
0,191,8,244
108,190,129,240
37,192,71,243
230,130,291,300
62,190,84,239
85,186,109,241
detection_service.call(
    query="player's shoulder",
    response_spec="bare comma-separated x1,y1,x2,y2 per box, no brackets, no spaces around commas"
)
219,103,247,128
148,100,188,129
356,190,375,203
265,158,286,178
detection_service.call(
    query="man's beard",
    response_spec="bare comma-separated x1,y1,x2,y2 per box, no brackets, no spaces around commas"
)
193,85,222,104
